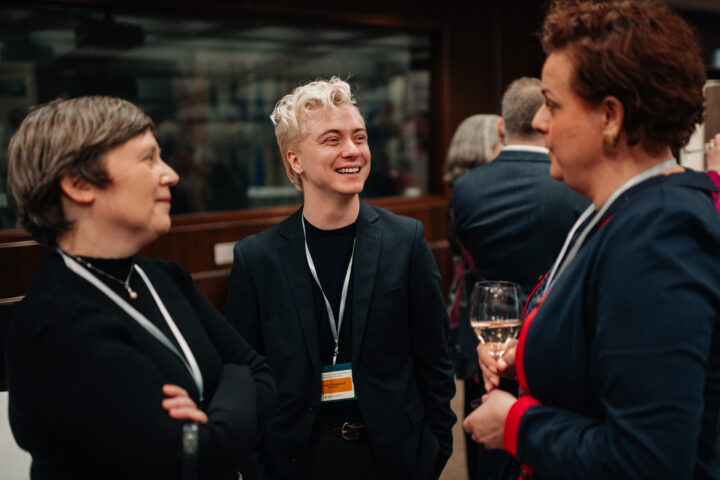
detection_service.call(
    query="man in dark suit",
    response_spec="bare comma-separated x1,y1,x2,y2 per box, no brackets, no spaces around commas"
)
452,77,589,301
451,77,588,479
225,77,455,480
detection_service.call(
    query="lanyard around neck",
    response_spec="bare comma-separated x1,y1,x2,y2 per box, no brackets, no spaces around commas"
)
301,216,356,367
58,249,204,401
544,158,678,294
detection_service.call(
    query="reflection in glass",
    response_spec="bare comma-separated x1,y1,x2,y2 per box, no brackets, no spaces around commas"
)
0,5,432,229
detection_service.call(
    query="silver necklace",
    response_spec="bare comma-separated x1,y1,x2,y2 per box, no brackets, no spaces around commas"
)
73,256,138,300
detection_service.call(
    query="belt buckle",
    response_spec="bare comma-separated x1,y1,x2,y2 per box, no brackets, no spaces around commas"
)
340,421,354,440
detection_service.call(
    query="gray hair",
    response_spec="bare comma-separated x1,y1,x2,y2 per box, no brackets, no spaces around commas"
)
443,114,501,185
270,76,363,191
501,77,544,139
7,96,154,245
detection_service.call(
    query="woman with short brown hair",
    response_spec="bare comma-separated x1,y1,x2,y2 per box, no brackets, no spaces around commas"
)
463,2,720,479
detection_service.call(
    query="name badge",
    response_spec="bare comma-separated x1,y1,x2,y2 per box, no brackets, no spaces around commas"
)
321,362,356,402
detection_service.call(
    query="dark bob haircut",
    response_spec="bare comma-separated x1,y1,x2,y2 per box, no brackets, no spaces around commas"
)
540,0,705,153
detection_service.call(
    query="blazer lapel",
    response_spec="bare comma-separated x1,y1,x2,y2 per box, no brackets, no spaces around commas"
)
352,204,382,365
277,208,321,377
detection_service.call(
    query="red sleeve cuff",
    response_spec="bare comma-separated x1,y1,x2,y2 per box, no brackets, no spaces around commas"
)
504,395,541,457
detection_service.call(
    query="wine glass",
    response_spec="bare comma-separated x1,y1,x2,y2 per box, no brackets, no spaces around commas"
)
470,281,522,359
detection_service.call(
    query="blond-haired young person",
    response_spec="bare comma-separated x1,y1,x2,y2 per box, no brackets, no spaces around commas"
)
226,77,455,480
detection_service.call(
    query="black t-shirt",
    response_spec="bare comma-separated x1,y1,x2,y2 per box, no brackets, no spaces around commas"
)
303,217,362,422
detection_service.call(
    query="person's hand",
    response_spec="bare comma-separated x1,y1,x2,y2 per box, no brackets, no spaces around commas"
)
161,384,208,423
478,341,517,392
462,389,517,449
706,133,720,172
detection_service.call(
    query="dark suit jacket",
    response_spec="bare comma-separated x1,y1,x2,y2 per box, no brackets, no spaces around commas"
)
225,203,456,480
451,148,590,298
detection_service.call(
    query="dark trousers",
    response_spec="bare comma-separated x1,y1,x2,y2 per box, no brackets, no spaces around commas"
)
307,431,381,480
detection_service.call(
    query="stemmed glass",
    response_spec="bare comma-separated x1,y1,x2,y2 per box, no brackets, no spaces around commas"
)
470,281,522,360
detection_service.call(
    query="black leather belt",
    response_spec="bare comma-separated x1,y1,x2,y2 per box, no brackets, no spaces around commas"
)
315,419,368,440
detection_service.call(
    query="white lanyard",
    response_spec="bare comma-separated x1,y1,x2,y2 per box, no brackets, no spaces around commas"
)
58,250,204,401
544,158,678,294
301,216,355,367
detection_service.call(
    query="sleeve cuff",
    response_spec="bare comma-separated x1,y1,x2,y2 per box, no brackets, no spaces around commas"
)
504,395,541,457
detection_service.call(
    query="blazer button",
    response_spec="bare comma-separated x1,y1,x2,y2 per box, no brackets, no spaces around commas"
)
289,453,298,463
308,403,317,412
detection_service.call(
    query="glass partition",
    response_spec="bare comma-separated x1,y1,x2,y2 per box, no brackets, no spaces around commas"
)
0,4,432,229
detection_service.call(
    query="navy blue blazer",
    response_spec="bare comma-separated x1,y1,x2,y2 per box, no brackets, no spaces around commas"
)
225,203,456,479
509,171,720,479
451,148,589,297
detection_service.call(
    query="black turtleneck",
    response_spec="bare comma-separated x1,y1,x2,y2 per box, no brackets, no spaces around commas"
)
76,255,180,351
303,218,362,422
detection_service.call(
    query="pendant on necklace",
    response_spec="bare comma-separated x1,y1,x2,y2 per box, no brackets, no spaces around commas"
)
125,285,139,300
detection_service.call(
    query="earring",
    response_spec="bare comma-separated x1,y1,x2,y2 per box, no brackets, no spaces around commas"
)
603,130,617,154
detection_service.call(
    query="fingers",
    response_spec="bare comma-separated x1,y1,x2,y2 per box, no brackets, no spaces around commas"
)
477,344,500,391
162,384,189,398
162,395,197,411
500,342,516,371
706,134,720,170
462,412,476,435
161,384,208,424
481,364,499,392
166,407,209,424
477,343,498,374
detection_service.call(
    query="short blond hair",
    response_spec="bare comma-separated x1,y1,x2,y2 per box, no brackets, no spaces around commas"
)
270,77,362,190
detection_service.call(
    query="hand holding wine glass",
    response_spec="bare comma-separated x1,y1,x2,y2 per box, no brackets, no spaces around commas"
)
470,281,522,393
477,341,517,393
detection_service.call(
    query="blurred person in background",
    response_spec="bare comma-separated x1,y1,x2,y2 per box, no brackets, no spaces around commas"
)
5,96,276,480
464,2,720,479
443,113,502,479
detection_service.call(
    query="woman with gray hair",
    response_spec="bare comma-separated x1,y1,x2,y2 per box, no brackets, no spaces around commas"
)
5,96,276,480
443,114,502,186
443,113,502,479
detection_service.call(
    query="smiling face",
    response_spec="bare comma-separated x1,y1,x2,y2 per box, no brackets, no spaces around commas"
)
287,105,370,202
92,129,179,247
532,51,606,197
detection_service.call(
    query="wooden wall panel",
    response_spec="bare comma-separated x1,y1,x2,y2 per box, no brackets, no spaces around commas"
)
0,196,449,310
0,241,52,298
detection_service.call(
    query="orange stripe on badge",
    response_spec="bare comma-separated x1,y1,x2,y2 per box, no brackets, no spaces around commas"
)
322,378,353,395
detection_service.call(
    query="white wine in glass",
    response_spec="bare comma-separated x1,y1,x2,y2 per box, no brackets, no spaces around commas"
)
470,281,522,359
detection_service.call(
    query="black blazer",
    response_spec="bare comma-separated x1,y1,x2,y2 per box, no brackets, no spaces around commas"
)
6,255,276,480
226,203,456,480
